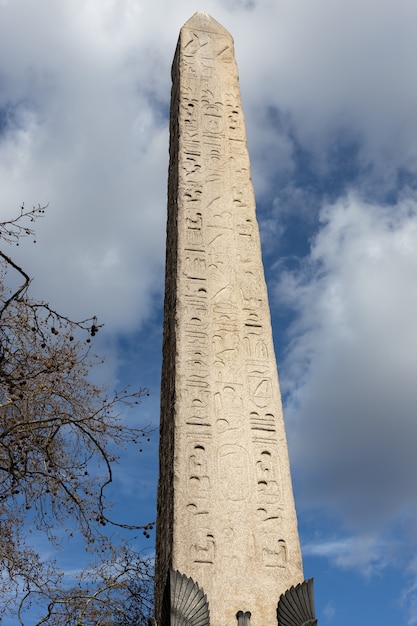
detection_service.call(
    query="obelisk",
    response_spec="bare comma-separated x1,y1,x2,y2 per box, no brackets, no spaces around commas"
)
155,13,307,626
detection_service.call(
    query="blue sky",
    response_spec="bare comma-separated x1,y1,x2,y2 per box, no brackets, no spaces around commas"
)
1,0,417,624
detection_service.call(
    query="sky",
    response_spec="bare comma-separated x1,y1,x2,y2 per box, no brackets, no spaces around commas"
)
1,0,417,624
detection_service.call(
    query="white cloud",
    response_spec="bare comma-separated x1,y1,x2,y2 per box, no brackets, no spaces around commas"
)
276,194,417,540
323,602,336,622
303,533,391,576
0,0,173,331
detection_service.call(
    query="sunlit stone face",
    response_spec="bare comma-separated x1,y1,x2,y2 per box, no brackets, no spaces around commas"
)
155,13,304,626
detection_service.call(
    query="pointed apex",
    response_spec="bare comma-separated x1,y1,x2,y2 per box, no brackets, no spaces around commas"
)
181,12,231,36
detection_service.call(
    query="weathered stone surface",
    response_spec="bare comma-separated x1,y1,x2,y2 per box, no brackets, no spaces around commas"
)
155,12,304,625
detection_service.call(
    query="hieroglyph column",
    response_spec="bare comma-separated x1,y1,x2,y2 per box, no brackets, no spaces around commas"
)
155,12,304,626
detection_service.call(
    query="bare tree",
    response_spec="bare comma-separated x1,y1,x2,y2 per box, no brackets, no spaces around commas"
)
26,548,154,626
0,205,154,624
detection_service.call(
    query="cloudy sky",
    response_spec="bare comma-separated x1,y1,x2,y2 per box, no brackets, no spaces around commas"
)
1,0,417,624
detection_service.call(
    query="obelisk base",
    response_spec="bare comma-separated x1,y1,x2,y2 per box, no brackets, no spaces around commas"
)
158,570,317,626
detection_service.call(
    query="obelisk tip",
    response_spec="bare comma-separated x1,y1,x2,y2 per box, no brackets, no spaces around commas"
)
181,11,232,36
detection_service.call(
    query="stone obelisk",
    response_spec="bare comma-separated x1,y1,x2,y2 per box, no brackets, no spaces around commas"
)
155,13,308,626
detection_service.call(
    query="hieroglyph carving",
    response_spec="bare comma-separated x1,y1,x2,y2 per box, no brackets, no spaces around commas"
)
155,13,304,626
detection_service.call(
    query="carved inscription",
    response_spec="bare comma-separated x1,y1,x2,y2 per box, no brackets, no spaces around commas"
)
189,445,210,498
191,529,215,564
218,444,250,501
155,14,304,626
256,450,281,501
260,536,287,568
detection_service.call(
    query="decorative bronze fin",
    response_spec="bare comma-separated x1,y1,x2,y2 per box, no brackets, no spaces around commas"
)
161,569,210,626
236,610,251,625
277,579,317,626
